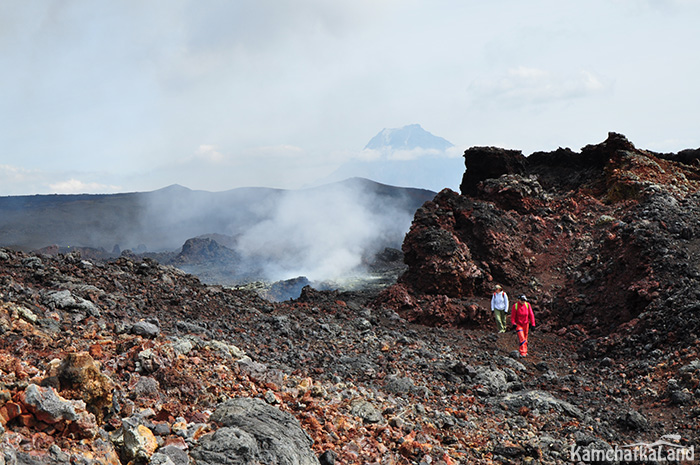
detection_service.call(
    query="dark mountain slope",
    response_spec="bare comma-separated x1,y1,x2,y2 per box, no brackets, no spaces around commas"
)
0,179,434,265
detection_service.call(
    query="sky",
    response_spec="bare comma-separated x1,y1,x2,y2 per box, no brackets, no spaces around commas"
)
1,0,699,196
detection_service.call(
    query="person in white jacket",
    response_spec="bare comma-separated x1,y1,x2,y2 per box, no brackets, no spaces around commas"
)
490,284,509,333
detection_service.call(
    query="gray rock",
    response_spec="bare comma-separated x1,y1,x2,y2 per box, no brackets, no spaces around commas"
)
121,417,156,462
473,366,508,396
432,411,457,429
132,376,160,399
680,359,700,373
237,358,285,386
151,445,190,465
150,422,171,436
571,433,615,462
264,390,279,405
37,318,61,334
450,361,478,377
383,375,416,395
203,340,246,359
22,256,43,269
498,356,526,372
190,427,259,464
618,409,649,431
43,289,73,308
349,400,384,424
335,355,379,378
42,290,100,317
319,450,336,465
23,384,78,422
131,321,160,338
191,397,320,465
670,389,693,405
498,390,584,419
171,338,196,356
2,449,69,465
175,321,208,335
16,306,38,324
535,361,550,371
502,367,520,383
149,454,176,465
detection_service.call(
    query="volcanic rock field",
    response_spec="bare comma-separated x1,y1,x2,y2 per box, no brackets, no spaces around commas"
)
1,133,699,464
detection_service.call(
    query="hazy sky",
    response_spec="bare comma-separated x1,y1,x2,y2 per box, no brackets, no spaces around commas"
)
1,0,699,196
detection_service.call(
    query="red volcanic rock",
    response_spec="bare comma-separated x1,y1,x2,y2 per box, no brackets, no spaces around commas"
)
381,132,700,354
18,384,99,439
373,283,487,327
395,188,533,310
0,401,21,426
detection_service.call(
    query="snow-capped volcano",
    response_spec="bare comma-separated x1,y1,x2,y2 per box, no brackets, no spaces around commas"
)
364,124,454,152
317,124,462,192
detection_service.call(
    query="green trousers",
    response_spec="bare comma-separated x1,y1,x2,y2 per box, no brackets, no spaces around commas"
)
494,309,508,333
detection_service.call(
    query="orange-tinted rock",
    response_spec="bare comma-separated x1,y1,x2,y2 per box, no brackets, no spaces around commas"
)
57,352,115,422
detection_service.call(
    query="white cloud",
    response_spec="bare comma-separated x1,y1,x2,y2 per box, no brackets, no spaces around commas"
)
49,179,121,194
470,67,612,107
0,165,48,196
386,148,444,161
355,145,463,163
0,164,31,182
0,166,127,196
509,66,549,80
189,144,306,165
195,145,225,163
246,145,305,159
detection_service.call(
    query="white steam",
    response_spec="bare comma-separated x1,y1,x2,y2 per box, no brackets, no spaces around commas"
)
135,180,429,284
235,181,413,281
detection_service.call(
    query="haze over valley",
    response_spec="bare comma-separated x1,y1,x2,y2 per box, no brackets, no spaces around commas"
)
0,125,450,293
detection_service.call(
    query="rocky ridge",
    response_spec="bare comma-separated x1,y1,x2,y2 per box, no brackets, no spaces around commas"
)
380,133,700,352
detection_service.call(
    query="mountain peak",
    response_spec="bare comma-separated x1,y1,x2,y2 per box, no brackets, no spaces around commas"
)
364,124,453,151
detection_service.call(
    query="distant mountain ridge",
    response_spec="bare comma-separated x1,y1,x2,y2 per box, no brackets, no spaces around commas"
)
0,178,436,285
0,178,433,252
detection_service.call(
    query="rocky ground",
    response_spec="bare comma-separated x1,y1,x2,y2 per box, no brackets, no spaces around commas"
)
0,249,697,464
1,133,700,464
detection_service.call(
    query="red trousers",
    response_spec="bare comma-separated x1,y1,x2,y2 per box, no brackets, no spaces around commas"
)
516,324,529,356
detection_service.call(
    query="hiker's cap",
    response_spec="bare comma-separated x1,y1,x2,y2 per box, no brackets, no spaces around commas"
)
519,295,527,301
495,284,502,290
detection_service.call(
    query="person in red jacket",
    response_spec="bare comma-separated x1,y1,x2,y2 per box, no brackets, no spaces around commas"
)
511,295,536,357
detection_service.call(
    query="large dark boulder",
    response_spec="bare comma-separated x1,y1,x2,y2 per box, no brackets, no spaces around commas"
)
174,237,240,264
190,397,320,465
